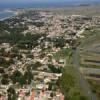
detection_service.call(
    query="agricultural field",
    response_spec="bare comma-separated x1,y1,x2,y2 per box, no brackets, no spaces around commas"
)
79,28,100,99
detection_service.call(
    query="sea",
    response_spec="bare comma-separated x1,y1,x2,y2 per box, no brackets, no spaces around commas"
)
0,11,14,20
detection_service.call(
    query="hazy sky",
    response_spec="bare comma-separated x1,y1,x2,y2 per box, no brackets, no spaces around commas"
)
0,0,99,3
0,0,99,9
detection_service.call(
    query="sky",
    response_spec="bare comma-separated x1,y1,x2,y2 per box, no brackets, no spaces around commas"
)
0,0,99,9
0,0,99,3
0,0,82,6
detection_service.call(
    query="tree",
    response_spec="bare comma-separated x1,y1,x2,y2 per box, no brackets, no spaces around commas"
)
1,77,9,85
48,64,62,73
10,70,25,86
7,87,17,100
23,70,33,84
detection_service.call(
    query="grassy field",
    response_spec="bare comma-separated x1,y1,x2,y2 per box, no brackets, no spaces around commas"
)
53,48,88,100
58,65,88,100
53,48,72,60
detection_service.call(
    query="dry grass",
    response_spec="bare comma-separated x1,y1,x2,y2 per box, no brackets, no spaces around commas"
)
33,5,100,16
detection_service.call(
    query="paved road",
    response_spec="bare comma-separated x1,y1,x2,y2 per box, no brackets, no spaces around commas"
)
72,48,97,100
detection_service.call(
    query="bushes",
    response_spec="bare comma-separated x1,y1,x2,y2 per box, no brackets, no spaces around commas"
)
23,70,33,84
1,77,9,85
27,61,42,70
10,70,25,85
48,64,62,73
7,87,17,100
10,70,33,86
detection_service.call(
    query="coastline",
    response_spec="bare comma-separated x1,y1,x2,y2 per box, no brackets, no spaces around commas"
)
0,4,100,21
0,10,18,21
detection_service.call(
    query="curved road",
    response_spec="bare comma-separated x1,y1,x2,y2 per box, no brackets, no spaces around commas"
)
72,48,97,100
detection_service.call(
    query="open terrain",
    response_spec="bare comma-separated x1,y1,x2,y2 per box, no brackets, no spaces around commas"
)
0,5,100,99
31,5,100,16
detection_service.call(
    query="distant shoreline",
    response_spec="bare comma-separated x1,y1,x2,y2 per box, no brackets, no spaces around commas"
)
0,4,100,21
0,10,18,21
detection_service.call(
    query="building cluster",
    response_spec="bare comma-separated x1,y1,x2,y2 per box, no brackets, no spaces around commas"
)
0,41,65,99
0,10,100,100
4,10,100,37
